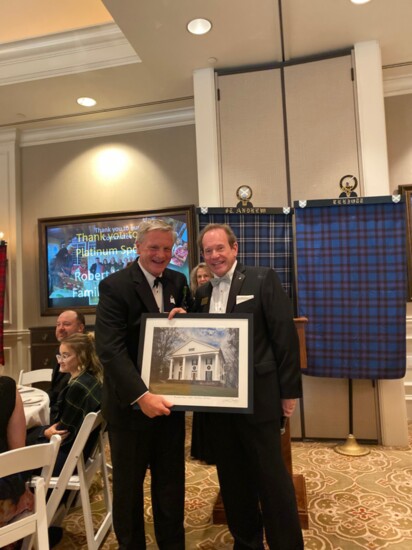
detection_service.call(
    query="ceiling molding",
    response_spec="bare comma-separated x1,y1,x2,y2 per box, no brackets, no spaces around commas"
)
0,128,18,143
19,107,195,147
383,73,412,97
0,23,140,86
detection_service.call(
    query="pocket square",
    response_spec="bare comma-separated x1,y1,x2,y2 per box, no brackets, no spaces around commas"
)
236,295,254,304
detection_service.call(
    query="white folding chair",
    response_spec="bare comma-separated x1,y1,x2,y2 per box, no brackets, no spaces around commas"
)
18,368,53,386
0,435,61,550
46,411,112,550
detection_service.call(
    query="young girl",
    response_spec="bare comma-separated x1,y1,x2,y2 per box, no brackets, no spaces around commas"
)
27,333,103,475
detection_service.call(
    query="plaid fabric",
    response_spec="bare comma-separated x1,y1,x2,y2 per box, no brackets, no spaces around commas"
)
53,370,102,446
295,200,406,379
0,245,6,365
197,210,294,297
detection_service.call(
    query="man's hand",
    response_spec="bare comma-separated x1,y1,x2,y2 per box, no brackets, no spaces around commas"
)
138,392,174,418
281,398,297,418
168,307,186,320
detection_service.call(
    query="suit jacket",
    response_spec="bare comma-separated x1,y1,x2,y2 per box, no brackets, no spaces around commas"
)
193,263,302,423
95,260,188,428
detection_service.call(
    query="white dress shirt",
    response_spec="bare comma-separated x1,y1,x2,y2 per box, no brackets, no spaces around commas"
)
138,260,164,312
209,261,237,313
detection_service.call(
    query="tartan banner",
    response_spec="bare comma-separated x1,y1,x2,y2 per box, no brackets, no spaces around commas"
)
0,244,6,365
197,209,294,297
295,199,406,379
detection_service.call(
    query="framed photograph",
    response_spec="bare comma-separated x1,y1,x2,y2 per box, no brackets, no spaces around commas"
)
38,205,197,315
398,185,412,300
138,313,253,413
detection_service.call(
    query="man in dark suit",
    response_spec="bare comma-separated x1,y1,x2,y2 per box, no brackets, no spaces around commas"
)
95,219,188,550
193,223,303,550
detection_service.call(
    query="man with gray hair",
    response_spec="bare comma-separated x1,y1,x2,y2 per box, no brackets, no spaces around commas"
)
95,219,189,550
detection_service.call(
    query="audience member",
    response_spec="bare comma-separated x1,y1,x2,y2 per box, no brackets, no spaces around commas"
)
26,333,102,475
95,219,189,550
189,262,212,294
0,375,34,533
50,310,85,418
193,223,303,550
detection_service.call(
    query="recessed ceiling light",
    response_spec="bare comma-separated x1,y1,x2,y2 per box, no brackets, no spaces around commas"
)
77,97,97,107
350,0,372,5
187,18,212,35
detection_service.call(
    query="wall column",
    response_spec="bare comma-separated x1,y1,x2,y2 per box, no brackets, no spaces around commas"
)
354,41,408,446
0,129,27,378
354,41,390,196
193,68,221,206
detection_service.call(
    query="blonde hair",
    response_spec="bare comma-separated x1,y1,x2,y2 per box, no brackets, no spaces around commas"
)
190,262,212,293
60,333,103,384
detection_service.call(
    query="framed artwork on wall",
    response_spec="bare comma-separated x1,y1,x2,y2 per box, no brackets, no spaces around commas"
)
399,185,412,300
38,205,197,315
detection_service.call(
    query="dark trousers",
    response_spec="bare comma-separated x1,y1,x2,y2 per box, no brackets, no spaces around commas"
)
26,426,70,476
109,412,185,550
209,414,304,550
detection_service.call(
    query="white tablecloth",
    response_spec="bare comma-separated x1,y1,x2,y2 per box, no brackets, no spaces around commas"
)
19,386,50,429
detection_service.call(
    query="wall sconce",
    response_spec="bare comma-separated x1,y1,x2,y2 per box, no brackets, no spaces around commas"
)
0,232,6,246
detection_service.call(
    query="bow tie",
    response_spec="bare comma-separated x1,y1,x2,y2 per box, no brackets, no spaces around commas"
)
210,274,231,287
153,277,163,288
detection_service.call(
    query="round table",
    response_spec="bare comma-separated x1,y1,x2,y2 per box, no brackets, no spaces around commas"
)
19,386,50,429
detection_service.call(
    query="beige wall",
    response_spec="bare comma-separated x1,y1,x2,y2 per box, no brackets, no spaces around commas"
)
385,94,412,190
217,55,360,206
385,93,412,421
20,125,198,328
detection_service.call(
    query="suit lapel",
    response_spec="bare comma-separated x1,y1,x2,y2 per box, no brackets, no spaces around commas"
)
162,276,178,312
130,261,159,312
226,265,246,312
198,283,213,312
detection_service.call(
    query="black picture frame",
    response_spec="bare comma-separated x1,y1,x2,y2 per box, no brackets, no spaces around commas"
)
138,313,253,413
38,205,197,315
398,185,412,301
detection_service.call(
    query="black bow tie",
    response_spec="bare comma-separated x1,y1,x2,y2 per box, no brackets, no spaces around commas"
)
153,277,163,288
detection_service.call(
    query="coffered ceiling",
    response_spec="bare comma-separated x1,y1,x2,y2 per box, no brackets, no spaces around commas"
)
1,0,412,132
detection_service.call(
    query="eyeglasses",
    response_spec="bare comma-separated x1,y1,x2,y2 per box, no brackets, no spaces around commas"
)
56,353,72,362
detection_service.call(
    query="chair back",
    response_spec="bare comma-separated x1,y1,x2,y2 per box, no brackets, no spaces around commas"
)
0,435,61,550
46,411,112,550
18,368,53,387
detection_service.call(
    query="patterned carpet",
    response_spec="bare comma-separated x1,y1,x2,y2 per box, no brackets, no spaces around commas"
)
56,419,412,549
